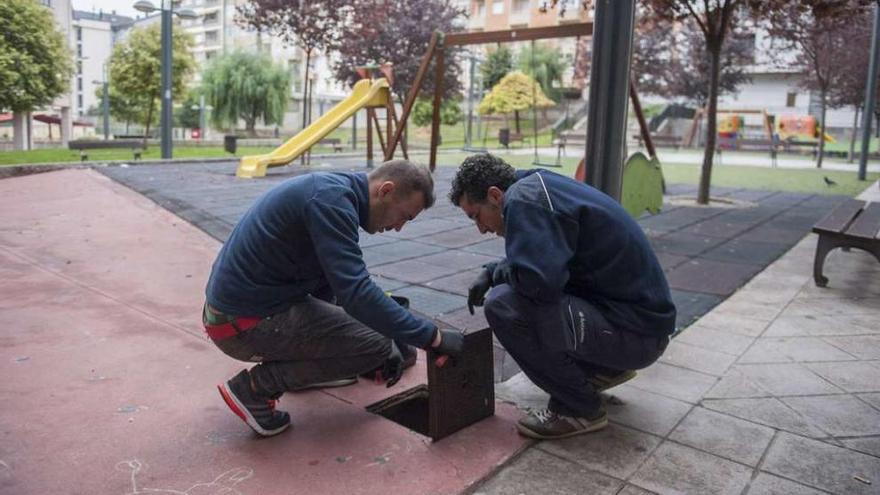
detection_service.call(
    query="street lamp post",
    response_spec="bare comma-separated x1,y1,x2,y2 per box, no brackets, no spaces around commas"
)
133,0,197,159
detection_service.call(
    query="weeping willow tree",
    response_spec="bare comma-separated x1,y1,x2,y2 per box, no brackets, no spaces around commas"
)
201,51,290,136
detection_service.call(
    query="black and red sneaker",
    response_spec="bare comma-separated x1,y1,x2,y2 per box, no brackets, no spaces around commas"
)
218,370,290,437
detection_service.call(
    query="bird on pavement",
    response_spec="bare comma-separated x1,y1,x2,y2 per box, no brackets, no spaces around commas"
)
823,176,837,187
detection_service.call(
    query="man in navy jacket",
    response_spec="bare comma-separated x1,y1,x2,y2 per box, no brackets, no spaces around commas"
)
205,160,463,437
450,154,675,440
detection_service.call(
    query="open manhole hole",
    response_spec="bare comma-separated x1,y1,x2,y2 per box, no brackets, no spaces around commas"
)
366,328,495,441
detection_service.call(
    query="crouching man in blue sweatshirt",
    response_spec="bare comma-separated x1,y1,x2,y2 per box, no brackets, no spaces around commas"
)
204,160,464,437
450,154,675,440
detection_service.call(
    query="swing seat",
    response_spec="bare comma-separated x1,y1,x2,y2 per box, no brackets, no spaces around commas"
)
574,151,665,218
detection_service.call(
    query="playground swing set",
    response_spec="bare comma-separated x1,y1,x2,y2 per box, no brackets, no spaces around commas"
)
235,22,666,219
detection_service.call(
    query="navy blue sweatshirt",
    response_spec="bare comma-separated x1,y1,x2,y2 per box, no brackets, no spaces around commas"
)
491,170,676,337
205,172,436,348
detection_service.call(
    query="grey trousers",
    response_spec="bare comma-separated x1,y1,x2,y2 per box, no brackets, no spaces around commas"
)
484,284,669,417
211,296,391,397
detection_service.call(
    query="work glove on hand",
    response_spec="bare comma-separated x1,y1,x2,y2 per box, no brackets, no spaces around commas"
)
381,341,406,388
467,267,493,315
433,328,465,357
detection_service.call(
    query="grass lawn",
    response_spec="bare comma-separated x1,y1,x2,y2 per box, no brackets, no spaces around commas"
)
435,151,879,197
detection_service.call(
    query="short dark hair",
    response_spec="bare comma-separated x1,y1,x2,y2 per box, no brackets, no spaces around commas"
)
448,154,517,205
369,159,435,209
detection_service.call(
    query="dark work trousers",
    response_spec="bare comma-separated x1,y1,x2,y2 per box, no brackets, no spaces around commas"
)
484,284,669,418
211,296,391,397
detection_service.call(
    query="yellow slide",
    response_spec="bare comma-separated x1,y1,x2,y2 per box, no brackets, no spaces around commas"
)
237,78,391,178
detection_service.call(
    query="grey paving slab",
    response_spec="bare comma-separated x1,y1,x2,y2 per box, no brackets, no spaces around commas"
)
784,297,880,317
471,448,623,495
762,432,880,495
764,314,880,338
842,437,880,458
369,259,462,284
738,337,858,364
495,370,550,412
666,258,764,296
659,341,738,376
824,335,880,360
357,232,396,248
538,423,661,479
390,285,466,317
381,218,463,239
605,385,694,437
628,362,718,404
728,363,843,397
674,326,756,356
694,311,772,338
370,275,409,292
701,398,827,438
630,441,754,495
745,473,828,495
805,361,880,393
617,484,657,495
781,395,880,437
669,407,775,466
859,392,880,410
435,305,489,333
704,368,777,399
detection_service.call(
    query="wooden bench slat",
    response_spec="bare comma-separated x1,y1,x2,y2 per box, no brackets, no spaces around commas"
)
846,202,880,240
812,199,866,234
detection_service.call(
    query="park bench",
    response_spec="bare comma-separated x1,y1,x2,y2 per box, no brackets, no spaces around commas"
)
782,138,819,156
811,199,880,287
319,138,345,152
69,139,145,162
633,134,681,149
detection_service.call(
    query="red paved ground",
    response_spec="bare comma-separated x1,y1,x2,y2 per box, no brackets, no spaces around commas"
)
0,169,526,495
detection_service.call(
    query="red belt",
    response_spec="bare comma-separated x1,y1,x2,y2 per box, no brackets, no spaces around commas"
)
203,306,262,341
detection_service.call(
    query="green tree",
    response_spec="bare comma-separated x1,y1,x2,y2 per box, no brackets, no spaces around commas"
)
412,97,462,127
517,42,566,102
479,71,554,133
200,51,290,136
108,23,195,144
0,0,72,112
95,84,154,133
174,90,202,130
480,45,514,92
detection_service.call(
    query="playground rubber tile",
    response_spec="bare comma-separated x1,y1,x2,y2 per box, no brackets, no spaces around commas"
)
738,224,810,244
679,218,756,238
361,239,445,266
670,290,723,331
426,268,484,296
419,250,499,270
389,284,468,316
666,258,764,296
651,232,726,256
370,259,463,284
419,226,488,248
653,252,689,273
461,236,506,257
0,169,526,495
701,238,790,265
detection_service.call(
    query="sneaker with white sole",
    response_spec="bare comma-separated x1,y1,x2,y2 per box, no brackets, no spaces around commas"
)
516,408,608,440
218,370,290,437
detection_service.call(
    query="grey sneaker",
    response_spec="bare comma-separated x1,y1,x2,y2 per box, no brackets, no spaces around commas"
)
291,376,358,391
218,370,291,437
587,369,637,392
516,408,608,440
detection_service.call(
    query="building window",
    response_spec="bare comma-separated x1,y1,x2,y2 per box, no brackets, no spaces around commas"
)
205,50,217,60
475,1,485,17
76,27,82,41
512,0,529,13
77,77,82,91
492,0,504,15
204,11,219,25
77,44,82,58
205,30,219,44
40,0,51,6
77,61,82,75
78,94,83,109
786,92,797,107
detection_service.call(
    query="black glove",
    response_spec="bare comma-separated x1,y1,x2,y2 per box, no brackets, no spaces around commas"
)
434,329,465,357
467,267,493,315
381,341,406,387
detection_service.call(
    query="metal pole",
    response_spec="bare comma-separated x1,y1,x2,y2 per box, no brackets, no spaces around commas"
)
160,0,173,159
582,0,636,200
466,54,475,149
858,3,880,181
